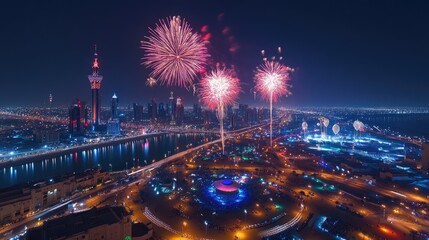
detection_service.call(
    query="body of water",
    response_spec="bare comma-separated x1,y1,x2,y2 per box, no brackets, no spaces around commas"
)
361,113,429,139
0,133,213,189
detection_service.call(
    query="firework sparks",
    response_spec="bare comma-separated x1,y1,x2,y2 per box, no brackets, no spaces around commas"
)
146,77,157,87
200,67,240,109
141,16,210,88
199,67,240,154
255,59,292,146
255,60,291,101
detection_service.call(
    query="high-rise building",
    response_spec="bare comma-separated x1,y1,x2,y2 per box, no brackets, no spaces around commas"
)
193,103,202,119
204,109,211,130
107,119,120,135
111,93,118,119
175,96,184,125
158,102,166,119
422,143,429,172
133,103,143,121
227,105,233,119
88,45,103,128
148,99,157,120
69,99,88,136
168,92,176,124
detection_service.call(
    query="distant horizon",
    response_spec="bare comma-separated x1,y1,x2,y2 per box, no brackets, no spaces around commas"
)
1,103,429,110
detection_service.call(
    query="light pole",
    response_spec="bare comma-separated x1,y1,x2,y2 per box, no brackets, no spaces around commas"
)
204,220,208,235
244,209,247,221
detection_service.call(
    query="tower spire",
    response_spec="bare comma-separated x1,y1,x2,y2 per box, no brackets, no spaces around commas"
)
92,44,99,76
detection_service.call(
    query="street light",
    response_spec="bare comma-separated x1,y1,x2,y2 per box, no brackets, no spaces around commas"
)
182,221,187,232
244,209,247,221
204,220,208,235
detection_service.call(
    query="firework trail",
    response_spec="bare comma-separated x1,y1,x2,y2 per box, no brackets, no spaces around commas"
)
199,66,240,154
141,16,210,88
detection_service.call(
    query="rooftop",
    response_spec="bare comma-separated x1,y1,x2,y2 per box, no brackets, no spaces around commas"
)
26,206,129,240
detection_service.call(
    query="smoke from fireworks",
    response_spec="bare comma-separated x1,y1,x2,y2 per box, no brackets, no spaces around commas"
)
199,67,240,154
141,16,210,88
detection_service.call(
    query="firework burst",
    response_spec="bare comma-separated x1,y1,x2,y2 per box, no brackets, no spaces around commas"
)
199,67,240,154
146,77,157,87
200,67,240,109
254,59,293,147
255,60,291,101
141,16,210,88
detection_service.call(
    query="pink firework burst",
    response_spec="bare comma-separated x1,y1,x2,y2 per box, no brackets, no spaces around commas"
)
199,67,240,110
254,60,292,101
141,16,210,88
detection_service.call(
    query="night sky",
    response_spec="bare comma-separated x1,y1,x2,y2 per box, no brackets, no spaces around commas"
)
1,1,428,107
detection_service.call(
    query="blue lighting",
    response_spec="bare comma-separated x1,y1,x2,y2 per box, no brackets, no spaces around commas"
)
204,181,249,209
222,179,233,185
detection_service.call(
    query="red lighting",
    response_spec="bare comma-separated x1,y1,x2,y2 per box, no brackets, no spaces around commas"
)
93,58,99,68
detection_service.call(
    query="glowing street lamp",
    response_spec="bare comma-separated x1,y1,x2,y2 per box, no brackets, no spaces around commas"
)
204,220,208,235
182,221,187,232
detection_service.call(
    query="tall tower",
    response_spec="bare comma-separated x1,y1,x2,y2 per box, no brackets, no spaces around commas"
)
88,45,103,128
111,93,118,119
48,93,53,110
168,92,176,124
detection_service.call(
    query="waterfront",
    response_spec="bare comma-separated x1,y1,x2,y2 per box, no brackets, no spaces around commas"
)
0,133,214,189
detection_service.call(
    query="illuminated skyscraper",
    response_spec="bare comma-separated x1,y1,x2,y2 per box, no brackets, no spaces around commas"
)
148,99,157,120
88,45,103,128
168,92,176,125
158,102,166,119
69,99,88,136
133,103,143,121
111,93,118,119
175,96,184,125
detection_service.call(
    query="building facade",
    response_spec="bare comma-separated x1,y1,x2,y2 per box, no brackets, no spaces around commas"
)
0,169,110,225
111,93,118,119
68,99,88,136
26,206,132,240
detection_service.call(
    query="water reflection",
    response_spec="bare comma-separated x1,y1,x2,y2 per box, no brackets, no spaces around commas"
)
0,133,213,189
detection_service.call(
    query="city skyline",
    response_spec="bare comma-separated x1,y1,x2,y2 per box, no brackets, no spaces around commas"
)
1,1,428,107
